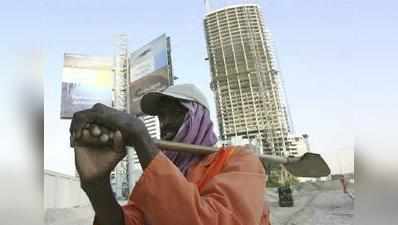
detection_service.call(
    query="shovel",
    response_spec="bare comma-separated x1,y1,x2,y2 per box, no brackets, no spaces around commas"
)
153,139,331,178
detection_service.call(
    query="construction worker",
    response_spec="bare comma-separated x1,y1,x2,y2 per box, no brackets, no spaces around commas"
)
340,176,348,193
70,84,271,225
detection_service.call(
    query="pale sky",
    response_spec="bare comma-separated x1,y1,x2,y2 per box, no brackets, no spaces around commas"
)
4,0,392,176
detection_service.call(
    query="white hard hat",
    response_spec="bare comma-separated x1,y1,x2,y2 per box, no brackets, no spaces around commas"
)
141,83,209,115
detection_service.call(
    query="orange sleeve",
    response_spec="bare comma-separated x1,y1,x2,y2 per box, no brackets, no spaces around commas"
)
128,149,266,225
120,201,145,225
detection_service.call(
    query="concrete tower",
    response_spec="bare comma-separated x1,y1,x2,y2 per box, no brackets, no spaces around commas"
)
204,4,292,158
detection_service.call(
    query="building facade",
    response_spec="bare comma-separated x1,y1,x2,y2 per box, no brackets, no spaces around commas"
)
204,4,292,157
286,134,310,157
141,115,161,139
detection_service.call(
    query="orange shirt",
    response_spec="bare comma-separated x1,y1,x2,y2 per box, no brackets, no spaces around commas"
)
120,145,271,225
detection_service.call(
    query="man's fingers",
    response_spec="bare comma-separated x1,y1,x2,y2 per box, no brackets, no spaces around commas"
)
70,103,131,145
70,103,112,134
101,126,110,135
76,129,103,146
99,134,110,143
76,129,82,139
70,102,125,148
113,130,124,151
91,103,116,127
70,109,97,137
91,103,129,131
75,124,116,147
82,129,95,142
94,125,113,144
90,124,102,137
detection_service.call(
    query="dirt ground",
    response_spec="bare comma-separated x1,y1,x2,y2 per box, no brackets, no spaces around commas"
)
45,180,354,225
269,188,354,225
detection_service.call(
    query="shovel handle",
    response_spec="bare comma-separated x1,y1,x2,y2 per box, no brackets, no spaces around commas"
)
153,139,300,164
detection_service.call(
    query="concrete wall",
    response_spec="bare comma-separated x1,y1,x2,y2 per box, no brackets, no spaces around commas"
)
45,170,90,209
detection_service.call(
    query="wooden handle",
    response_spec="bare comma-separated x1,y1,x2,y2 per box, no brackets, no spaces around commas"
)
153,139,297,164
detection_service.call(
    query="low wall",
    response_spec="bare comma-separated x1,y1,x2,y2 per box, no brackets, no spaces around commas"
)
44,170,90,209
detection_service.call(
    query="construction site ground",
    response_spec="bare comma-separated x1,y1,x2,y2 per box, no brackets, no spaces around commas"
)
45,180,354,225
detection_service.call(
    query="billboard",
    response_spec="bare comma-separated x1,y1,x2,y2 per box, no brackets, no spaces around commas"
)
60,54,113,118
129,34,173,114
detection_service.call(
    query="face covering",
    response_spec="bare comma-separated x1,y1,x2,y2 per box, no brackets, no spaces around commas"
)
162,101,218,176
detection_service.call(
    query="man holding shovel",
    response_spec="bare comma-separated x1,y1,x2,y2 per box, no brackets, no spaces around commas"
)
70,84,271,225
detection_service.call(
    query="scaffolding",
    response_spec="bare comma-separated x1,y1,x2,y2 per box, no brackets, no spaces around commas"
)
204,3,292,183
111,34,130,199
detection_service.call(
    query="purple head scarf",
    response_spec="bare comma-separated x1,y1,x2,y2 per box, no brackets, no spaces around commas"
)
162,101,217,176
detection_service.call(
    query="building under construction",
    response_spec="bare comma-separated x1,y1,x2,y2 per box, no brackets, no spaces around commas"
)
204,4,292,160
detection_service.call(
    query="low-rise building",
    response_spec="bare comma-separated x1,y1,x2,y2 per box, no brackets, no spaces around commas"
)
286,134,310,157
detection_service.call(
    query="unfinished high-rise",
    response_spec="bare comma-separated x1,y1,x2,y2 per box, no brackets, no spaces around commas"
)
204,4,292,157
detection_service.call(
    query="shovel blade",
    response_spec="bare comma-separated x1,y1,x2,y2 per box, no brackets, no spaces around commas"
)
283,153,331,177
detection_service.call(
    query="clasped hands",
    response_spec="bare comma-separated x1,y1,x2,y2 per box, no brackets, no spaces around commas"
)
70,103,150,148
69,103,153,186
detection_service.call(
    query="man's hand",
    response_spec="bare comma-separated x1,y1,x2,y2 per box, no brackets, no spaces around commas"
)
69,103,158,225
70,103,148,147
73,124,126,187
70,103,159,188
